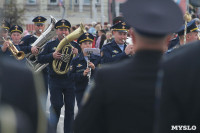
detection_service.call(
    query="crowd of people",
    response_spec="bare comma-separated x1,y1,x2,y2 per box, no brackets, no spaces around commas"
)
1,0,200,133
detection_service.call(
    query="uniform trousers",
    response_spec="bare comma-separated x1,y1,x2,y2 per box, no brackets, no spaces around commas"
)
49,77,75,133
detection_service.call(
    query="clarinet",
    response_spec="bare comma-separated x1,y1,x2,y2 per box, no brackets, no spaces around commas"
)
86,52,92,83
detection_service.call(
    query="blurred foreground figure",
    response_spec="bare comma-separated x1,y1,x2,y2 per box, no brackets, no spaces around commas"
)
0,54,50,133
155,29,200,133
73,0,183,133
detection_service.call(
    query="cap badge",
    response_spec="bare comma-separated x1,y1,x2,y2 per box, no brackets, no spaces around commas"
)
15,25,18,30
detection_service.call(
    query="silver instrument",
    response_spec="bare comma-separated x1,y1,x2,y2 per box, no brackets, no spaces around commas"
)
26,15,57,72
84,48,100,83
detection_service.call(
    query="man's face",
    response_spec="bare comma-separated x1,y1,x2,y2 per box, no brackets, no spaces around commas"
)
35,23,45,34
11,32,21,44
80,41,93,52
56,28,70,40
113,31,127,44
187,32,198,42
0,28,8,39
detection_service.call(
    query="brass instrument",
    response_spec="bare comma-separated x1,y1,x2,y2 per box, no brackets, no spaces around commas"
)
2,37,25,60
52,23,86,74
26,15,57,72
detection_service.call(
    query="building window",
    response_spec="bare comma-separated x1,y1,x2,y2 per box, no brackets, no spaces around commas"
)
84,0,90,4
74,0,100,5
5,0,11,4
49,0,58,5
27,0,36,4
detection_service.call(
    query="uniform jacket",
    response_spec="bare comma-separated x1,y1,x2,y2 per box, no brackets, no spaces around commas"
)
69,52,101,91
19,35,37,54
37,38,79,79
156,41,200,133
74,50,163,133
100,40,129,64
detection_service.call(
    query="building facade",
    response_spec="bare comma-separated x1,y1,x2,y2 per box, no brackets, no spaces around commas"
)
0,0,109,31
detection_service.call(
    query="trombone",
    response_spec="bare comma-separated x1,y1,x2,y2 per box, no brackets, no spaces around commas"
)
1,37,25,60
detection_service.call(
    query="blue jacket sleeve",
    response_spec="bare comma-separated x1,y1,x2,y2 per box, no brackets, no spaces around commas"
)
18,45,32,54
37,44,54,64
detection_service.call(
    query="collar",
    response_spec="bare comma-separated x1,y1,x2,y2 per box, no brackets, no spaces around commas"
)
110,40,127,51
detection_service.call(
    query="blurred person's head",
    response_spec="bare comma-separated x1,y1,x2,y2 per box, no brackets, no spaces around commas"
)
121,0,183,52
106,31,112,40
178,20,199,45
0,20,10,39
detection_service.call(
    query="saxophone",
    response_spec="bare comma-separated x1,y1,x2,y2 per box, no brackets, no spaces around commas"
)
52,23,86,74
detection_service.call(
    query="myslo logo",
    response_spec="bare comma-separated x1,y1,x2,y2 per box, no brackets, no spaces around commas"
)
171,125,196,130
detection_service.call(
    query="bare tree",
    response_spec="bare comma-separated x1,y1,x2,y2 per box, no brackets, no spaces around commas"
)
3,1,25,26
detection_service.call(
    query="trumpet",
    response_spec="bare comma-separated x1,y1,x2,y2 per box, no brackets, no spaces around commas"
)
2,37,25,60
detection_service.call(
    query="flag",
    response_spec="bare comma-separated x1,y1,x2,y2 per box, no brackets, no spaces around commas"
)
59,0,63,6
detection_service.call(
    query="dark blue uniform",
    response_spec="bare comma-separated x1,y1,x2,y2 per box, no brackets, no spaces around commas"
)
0,54,50,133
38,38,77,133
101,40,129,64
19,35,37,54
20,34,49,101
0,43,26,63
69,52,100,109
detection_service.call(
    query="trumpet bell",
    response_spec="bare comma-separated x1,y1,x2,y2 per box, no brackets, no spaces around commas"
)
16,51,25,60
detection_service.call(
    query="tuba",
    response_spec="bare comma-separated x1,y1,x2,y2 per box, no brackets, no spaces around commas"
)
26,15,57,72
52,23,86,75
2,37,25,60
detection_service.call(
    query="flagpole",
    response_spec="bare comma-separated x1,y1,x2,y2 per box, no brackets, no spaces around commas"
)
62,5,66,19
183,0,191,44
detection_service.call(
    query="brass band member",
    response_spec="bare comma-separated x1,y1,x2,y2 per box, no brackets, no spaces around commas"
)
69,32,101,110
0,20,10,53
37,19,79,133
1,25,22,52
100,21,134,64
20,16,49,102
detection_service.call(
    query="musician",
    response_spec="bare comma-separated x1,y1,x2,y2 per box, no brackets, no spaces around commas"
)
19,16,45,54
167,20,199,54
37,19,79,133
0,20,10,52
1,25,23,54
100,21,134,64
178,20,199,45
20,16,49,102
73,0,183,133
69,32,101,109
